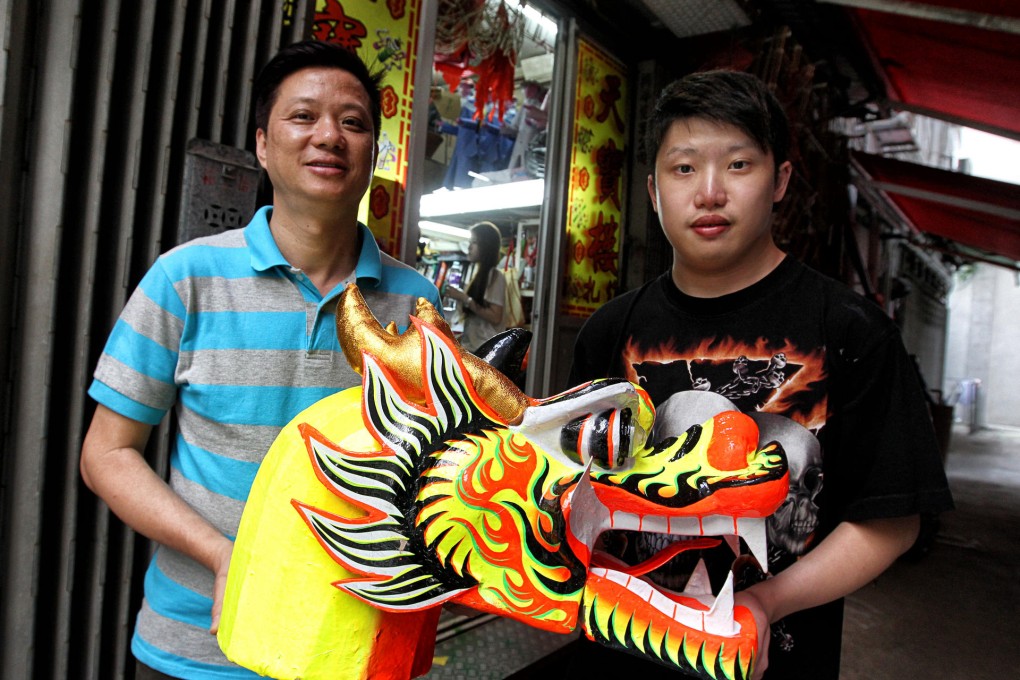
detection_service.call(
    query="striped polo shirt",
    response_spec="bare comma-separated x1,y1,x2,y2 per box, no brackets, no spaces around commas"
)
88,206,441,678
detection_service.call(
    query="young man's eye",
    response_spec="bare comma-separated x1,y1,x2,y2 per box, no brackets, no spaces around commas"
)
675,164,694,174
730,160,749,170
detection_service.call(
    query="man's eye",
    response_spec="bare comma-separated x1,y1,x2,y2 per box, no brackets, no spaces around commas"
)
292,111,314,121
731,160,749,170
676,164,694,174
343,117,367,130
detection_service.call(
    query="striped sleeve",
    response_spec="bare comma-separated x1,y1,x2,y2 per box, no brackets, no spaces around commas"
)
90,259,185,424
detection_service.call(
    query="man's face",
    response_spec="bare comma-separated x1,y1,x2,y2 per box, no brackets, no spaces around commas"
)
256,67,377,215
647,118,792,284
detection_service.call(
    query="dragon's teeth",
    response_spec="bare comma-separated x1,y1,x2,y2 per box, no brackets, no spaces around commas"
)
606,569,631,588
737,517,768,569
630,576,652,601
610,510,637,530
607,513,769,574
701,515,736,535
649,586,676,614
641,515,669,533
668,516,701,535
682,558,713,598
704,572,738,636
610,511,671,534
673,597,706,631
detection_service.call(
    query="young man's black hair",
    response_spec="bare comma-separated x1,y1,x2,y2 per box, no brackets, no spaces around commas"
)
645,70,790,171
253,39,385,141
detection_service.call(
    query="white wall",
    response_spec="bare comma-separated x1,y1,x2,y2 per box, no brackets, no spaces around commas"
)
944,264,1020,427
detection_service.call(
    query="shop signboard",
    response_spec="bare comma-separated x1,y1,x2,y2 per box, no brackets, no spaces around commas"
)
562,39,627,317
312,0,423,257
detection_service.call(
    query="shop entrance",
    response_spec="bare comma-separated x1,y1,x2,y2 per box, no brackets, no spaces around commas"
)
413,0,559,391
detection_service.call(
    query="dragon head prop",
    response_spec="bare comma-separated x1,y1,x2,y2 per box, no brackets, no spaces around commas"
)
218,286,789,680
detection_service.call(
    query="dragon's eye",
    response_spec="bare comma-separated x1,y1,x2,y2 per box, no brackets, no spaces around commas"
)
560,407,633,468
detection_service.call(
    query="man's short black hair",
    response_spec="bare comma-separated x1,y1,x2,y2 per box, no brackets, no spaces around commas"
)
645,70,790,170
253,40,384,141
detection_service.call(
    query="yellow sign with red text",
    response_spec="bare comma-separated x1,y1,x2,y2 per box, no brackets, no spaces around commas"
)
313,0,421,257
562,40,627,317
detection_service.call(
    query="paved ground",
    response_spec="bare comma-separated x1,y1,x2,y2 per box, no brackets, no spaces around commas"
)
841,424,1020,680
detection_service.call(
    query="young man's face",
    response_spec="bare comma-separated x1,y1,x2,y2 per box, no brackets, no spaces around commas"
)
648,117,792,288
256,67,377,216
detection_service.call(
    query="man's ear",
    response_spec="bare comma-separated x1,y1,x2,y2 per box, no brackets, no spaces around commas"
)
255,128,268,170
646,173,659,214
772,160,793,203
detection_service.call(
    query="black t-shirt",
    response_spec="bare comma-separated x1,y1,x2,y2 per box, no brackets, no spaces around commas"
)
565,257,953,679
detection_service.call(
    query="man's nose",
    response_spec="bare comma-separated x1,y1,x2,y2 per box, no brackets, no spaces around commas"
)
314,119,343,148
694,171,726,209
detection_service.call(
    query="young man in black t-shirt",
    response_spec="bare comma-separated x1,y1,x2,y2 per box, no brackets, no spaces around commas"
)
566,70,953,679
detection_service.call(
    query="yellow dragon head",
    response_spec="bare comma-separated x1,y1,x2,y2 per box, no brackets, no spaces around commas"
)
219,286,788,680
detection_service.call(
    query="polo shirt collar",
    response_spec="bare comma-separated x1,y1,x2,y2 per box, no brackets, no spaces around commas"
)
246,206,288,272
353,222,382,285
246,205,384,286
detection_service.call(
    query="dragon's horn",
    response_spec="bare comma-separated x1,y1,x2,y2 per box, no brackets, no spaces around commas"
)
336,284,531,424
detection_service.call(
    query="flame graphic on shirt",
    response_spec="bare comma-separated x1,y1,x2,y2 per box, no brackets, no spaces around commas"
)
621,336,829,430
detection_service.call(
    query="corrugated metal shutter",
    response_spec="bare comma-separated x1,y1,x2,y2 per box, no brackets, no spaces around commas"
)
0,1,313,677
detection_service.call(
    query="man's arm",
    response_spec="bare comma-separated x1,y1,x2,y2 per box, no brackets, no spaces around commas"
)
80,404,234,633
737,514,920,680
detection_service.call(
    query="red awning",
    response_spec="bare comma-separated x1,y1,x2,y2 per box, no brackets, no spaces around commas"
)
851,2,1020,140
852,151,1020,262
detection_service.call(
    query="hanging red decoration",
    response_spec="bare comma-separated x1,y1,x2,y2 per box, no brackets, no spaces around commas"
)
434,0,524,122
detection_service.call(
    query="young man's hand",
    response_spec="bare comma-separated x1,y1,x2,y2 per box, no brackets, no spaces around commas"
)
735,589,771,680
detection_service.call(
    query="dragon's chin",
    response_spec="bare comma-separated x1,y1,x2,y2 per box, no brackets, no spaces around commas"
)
580,552,758,679
580,531,761,679
587,544,739,637
568,505,768,678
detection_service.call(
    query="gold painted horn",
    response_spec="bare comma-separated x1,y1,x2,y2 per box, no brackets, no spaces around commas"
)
336,284,530,424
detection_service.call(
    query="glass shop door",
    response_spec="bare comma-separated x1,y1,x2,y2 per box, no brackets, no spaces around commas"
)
412,0,562,395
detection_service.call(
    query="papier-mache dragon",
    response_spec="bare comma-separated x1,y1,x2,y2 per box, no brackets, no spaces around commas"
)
218,285,789,680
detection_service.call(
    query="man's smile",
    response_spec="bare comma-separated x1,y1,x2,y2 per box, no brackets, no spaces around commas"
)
306,157,347,172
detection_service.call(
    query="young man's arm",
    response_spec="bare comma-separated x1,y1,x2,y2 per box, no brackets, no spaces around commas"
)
737,514,920,680
80,404,234,633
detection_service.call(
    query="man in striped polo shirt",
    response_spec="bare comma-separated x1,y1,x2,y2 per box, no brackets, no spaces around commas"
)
80,41,441,679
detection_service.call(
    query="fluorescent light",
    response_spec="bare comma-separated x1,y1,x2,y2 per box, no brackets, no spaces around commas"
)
504,0,558,38
419,221,473,240
419,179,545,217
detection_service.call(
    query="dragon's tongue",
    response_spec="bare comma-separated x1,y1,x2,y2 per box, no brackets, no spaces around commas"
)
618,537,721,577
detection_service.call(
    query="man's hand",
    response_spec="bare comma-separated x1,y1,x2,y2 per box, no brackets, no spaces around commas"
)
209,538,234,635
82,405,241,636
736,589,772,680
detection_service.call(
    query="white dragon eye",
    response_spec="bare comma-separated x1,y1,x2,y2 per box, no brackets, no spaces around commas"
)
559,407,633,469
